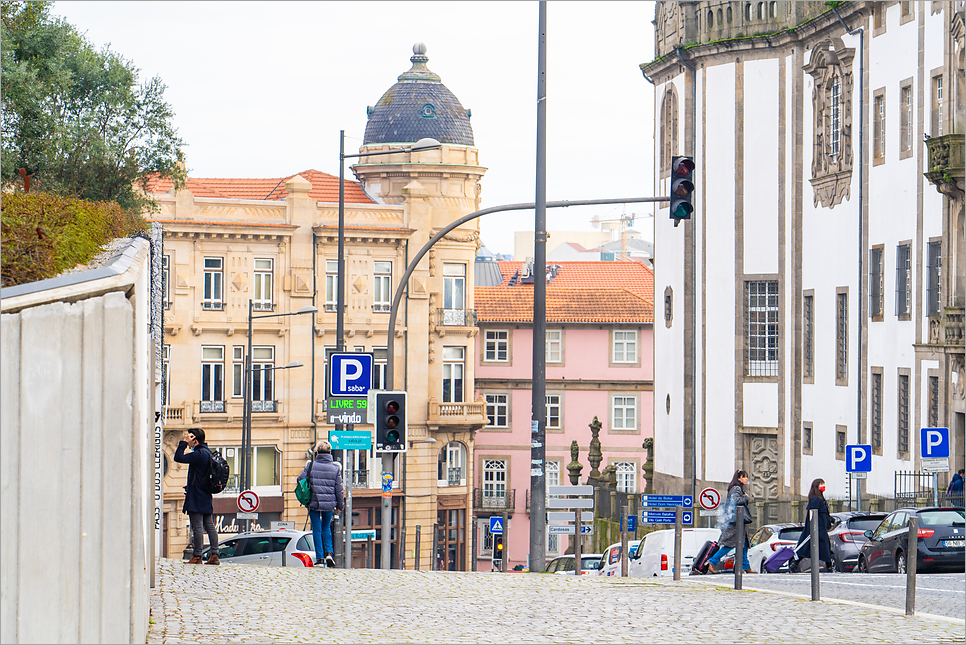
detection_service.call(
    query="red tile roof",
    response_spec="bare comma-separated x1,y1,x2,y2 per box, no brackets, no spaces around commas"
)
476,261,654,324
143,169,374,204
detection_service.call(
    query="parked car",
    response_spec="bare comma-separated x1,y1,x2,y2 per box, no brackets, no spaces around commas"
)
629,528,721,577
597,540,643,576
747,523,804,573
826,511,888,572
201,529,317,567
856,507,966,573
544,553,603,575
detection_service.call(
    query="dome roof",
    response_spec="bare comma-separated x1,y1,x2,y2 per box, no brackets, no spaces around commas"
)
363,43,474,147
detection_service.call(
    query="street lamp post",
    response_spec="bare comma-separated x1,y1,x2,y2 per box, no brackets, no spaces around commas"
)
337,131,441,570
241,301,317,529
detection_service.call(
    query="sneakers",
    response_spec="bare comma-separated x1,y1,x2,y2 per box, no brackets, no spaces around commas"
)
186,556,203,564
325,554,336,568
315,558,325,567
205,554,220,566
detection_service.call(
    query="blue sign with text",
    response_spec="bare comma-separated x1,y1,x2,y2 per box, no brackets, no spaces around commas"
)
329,353,373,396
641,495,693,508
920,427,950,458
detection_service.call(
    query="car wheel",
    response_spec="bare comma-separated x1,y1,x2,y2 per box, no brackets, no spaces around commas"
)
760,560,767,574
831,556,842,573
857,557,868,573
896,552,906,575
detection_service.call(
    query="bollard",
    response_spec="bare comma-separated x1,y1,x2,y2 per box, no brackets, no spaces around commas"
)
367,535,374,569
399,527,406,569
810,508,820,601
574,507,583,576
502,511,509,573
432,522,440,571
735,507,744,590
415,525,422,571
621,505,629,577
673,506,683,581
905,515,918,616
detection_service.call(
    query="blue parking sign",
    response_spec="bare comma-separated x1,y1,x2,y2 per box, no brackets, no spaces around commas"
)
920,427,950,458
845,445,872,473
329,353,373,396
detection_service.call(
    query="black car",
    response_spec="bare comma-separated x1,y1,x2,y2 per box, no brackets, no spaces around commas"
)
856,507,965,573
827,511,888,572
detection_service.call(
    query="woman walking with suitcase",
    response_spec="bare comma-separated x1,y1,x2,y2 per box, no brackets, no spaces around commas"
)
703,470,754,574
792,478,833,573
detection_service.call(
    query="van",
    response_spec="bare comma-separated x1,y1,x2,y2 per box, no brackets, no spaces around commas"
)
629,528,721,577
597,540,642,576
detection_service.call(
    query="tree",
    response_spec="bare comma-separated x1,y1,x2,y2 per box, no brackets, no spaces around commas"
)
1,1,184,213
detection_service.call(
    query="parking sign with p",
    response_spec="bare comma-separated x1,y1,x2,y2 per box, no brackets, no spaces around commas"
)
845,444,872,473
328,353,373,396
921,427,950,458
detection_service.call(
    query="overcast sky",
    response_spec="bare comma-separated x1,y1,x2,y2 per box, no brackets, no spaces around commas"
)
52,1,658,256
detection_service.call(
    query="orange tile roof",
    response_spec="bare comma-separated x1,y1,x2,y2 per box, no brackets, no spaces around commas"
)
476,261,654,324
476,287,653,324
143,169,374,204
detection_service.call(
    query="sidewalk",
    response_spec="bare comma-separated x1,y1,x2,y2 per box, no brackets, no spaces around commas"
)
148,559,965,644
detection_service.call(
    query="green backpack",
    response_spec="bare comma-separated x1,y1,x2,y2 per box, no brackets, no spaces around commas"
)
295,459,314,506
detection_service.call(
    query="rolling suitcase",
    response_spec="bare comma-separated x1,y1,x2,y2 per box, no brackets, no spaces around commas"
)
763,546,795,573
692,540,719,574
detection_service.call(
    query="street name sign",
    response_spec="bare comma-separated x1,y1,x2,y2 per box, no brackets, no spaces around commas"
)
547,498,594,509
548,525,594,535
641,495,693,508
548,512,593,522
236,512,258,520
548,485,593,496
641,510,693,524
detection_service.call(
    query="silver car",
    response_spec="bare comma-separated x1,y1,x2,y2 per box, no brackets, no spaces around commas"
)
201,529,318,567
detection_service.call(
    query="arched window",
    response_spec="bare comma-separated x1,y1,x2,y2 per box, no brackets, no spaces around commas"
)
758,2,765,20
745,3,753,21
706,9,713,32
727,6,732,23
659,86,679,178
717,9,723,27
438,441,467,487
770,2,778,18
615,462,637,493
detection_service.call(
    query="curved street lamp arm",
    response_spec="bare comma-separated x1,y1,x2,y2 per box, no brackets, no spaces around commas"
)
385,196,668,389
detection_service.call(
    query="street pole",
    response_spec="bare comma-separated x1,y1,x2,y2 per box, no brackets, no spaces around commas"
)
244,299,254,531
529,0,549,576
337,130,346,354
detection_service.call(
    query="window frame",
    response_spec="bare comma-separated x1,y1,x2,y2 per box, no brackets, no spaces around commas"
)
897,369,910,458
873,88,886,165
611,329,639,366
871,367,883,456
232,346,245,398
481,459,508,501
443,263,466,311
545,393,563,432
614,461,637,494
373,260,392,313
931,72,944,137
610,394,639,434
201,345,225,408
202,257,224,310
162,255,171,309
899,79,914,160
483,329,510,363
484,393,509,429
869,246,884,321
253,258,274,311
745,279,779,378
546,329,563,364
835,425,847,461
438,441,467,487
161,344,170,406
803,290,814,383
442,346,465,403
926,238,942,317
802,421,813,456
324,260,339,312
895,242,912,320
250,345,275,403
835,288,849,386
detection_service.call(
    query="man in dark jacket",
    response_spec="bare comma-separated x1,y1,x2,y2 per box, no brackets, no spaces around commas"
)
297,439,345,566
174,427,220,565
947,469,965,507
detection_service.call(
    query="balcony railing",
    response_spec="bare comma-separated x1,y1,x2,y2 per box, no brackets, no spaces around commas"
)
924,133,964,194
251,400,277,413
436,308,477,327
252,302,275,312
201,301,225,311
428,397,488,427
473,488,515,511
200,400,226,413
944,306,965,346
164,404,186,423
448,467,463,486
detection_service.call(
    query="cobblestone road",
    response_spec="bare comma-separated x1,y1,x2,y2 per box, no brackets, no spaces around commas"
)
149,559,965,644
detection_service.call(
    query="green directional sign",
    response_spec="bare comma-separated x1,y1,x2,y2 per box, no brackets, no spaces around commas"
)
329,430,372,450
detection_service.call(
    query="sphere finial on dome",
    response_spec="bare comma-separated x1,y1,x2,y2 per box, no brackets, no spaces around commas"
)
413,42,427,56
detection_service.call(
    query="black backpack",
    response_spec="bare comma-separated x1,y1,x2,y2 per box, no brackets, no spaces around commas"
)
198,446,230,494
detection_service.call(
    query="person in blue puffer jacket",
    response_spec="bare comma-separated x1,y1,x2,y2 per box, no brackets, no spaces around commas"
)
297,439,345,566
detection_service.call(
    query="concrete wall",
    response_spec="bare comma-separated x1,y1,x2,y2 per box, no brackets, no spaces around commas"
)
1,240,153,644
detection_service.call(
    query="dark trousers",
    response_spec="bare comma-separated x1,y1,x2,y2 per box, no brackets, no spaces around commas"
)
188,512,219,557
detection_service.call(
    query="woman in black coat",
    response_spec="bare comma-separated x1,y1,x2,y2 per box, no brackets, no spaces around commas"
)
793,478,833,571
174,427,220,565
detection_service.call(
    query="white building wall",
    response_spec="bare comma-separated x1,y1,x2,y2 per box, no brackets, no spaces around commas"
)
783,52,796,490
704,63,738,485
743,58,780,276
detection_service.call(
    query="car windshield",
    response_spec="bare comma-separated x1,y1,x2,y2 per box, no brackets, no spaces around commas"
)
581,556,599,569
919,509,966,526
778,528,803,541
849,517,887,532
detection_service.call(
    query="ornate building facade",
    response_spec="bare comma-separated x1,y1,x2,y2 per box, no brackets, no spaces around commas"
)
153,44,488,568
643,1,964,510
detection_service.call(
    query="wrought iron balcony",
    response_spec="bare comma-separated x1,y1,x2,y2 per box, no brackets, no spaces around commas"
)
200,400,226,414
251,400,277,413
427,397,488,427
436,308,477,327
924,133,964,195
201,301,225,311
448,467,463,486
473,488,515,512
252,302,275,312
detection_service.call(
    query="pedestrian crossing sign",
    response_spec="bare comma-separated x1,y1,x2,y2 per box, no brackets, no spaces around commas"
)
489,516,504,535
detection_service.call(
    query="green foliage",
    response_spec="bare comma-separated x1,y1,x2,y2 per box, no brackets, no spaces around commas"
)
1,190,145,287
1,1,185,213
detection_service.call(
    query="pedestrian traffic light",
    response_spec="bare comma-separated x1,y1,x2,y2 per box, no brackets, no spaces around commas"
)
372,391,407,452
669,155,695,224
493,537,504,562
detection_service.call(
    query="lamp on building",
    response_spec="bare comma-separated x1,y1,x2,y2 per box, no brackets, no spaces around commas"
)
336,132,441,352
242,302,317,499
408,437,438,449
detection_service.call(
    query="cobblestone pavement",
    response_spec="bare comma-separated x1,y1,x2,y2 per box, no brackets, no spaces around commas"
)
149,559,965,644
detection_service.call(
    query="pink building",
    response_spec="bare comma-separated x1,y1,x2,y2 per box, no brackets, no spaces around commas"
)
473,259,654,571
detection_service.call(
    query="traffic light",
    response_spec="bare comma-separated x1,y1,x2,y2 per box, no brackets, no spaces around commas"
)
373,391,407,452
493,537,504,562
669,155,695,224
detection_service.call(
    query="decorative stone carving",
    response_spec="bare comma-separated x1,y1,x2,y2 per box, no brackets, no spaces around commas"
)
587,416,603,484
567,440,583,485
748,435,780,500
804,39,855,209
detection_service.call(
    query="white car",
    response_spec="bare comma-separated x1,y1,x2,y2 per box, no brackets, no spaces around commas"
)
597,540,642,576
544,553,604,575
629,528,721,577
747,523,805,573
201,528,318,567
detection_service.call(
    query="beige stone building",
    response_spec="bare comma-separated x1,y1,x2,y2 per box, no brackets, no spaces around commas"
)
152,44,488,569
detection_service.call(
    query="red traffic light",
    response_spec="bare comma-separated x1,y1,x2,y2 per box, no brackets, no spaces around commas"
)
385,400,400,414
671,157,695,176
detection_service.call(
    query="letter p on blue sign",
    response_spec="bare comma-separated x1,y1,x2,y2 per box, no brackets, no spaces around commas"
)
846,445,872,472
920,427,950,458
329,353,373,396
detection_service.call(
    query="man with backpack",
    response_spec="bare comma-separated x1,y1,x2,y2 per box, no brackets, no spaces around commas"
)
174,427,222,565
